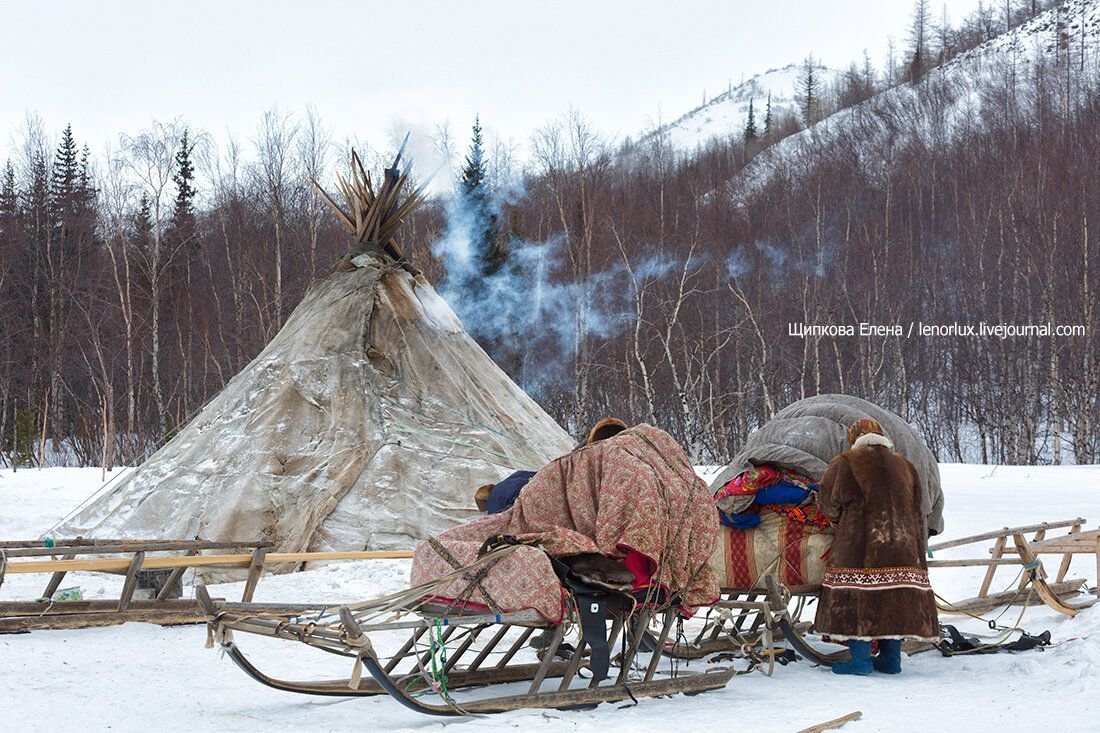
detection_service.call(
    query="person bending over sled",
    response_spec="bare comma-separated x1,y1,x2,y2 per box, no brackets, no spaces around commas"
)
815,419,940,675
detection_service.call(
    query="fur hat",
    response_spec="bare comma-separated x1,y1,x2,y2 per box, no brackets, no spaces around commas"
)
473,483,494,512
586,417,628,445
847,418,884,445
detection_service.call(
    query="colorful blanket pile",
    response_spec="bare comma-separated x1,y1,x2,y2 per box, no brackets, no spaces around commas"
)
708,464,834,591
713,465,832,530
409,425,720,624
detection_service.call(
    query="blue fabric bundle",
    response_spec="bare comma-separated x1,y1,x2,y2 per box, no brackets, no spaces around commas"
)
754,481,811,507
487,470,537,514
717,481,812,529
719,511,762,529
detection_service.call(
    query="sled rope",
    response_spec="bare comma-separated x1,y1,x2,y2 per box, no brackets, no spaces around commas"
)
934,567,1032,627
426,537,503,615
935,572,1037,654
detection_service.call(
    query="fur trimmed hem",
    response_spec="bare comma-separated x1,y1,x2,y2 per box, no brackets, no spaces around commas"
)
852,432,894,450
819,633,941,642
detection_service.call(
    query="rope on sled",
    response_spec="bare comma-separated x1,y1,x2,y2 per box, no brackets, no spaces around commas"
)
933,568,1039,654
426,536,504,615
397,617,468,712
429,618,450,698
934,566,1031,627
340,543,521,619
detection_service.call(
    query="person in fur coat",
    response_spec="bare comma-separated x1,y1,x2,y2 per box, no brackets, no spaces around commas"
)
814,418,940,675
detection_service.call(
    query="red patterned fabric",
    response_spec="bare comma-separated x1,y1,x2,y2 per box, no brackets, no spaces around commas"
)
770,504,832,530
708,511,834,592
714,465,782,500
410,425,720,623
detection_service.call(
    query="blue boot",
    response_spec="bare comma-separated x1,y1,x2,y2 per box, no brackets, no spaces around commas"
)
873,639,903,674
832,640,873,675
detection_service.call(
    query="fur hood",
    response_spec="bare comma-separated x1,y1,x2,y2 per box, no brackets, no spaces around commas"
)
851,432,894,450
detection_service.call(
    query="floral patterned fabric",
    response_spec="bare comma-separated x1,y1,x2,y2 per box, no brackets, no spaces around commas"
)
410,424,720,624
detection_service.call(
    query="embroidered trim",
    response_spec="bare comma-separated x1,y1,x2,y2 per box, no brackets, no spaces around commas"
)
823,565,931,591
820,633,942,642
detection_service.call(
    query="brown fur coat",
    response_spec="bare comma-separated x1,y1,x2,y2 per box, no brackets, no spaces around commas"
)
814,433,940,641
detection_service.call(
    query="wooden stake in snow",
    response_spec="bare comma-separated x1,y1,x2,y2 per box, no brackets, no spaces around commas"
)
797,711,863,733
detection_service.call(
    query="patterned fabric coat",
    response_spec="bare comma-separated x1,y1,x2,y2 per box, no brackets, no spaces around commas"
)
813,433,940,641
410,424,720,623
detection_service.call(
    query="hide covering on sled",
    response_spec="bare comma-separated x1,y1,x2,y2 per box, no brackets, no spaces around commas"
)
410,424,720,623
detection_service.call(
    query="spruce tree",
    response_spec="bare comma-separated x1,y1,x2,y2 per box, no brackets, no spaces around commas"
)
28,153,49,253
763,93,773,138
798,56,820,125
50,124,80,220
49,125,95,258
135,193,153,245
743,98,758,142
170,129,197,243
0,162,18,268
459,116,502,276
78,145,94,211
0,161,17,224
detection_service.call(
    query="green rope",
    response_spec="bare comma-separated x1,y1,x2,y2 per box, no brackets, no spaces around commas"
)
429,618,450,700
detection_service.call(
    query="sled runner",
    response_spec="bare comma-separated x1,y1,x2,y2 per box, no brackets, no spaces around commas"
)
199,544,735,715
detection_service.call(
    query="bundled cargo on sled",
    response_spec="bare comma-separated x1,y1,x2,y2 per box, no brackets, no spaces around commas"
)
205,423,735,713
664,395,944,665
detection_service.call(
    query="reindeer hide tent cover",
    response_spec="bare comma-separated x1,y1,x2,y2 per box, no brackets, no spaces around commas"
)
54,148,573,555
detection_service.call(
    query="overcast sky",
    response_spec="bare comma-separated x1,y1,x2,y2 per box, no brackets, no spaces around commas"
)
2,0,991,165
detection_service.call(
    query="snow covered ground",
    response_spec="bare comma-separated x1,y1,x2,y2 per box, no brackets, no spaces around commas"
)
2,464,1099,732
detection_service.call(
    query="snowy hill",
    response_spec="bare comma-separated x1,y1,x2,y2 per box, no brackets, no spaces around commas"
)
730,0,1100,199
640,64,844,151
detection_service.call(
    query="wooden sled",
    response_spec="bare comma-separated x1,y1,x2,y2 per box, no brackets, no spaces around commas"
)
198,549,735,715
0,537,413,633
928,518,1099,618
652,576,847,671
655,519,1100,672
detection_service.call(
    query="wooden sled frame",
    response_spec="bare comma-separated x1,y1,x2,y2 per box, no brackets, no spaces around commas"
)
656,518,1100,671
198,584,735,715
0,537,412,633
927,518,1099,617
654,576,847,670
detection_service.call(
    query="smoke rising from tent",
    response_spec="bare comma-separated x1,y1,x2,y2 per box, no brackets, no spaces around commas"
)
725,239,834,280
432,193,676,397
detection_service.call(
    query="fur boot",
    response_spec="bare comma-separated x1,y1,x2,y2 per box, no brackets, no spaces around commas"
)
832,640,873,675
874,639,903,674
